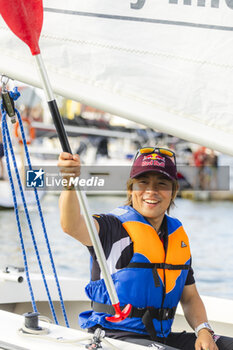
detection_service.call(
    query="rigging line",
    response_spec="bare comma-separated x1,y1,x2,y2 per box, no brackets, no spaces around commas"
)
1,107,37,314
16,107,69,327
44,7,233,32
1,96,59,325
5,115,58,324
17,109,70,328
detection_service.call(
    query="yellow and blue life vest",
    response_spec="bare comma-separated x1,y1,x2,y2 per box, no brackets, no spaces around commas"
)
79,205,191,338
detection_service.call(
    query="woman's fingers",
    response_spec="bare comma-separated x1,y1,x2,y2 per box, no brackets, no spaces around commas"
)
58,152,79,162
58,153,81,177
59,152,74,160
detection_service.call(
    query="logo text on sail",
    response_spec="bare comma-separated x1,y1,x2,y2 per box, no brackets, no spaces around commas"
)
130,0,233,10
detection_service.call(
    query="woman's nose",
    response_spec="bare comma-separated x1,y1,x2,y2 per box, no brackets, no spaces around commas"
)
146,184,158,192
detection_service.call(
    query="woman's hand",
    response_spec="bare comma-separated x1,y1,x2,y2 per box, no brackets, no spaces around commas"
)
58,152,80,180
195,329,218,350
58,152,99,245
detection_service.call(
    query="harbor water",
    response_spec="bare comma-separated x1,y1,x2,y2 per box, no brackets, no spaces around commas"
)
0,193,233,300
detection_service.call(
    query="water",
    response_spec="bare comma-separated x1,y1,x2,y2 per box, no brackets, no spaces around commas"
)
0,193,233,300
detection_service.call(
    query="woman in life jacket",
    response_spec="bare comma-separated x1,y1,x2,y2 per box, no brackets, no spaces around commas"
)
58,147,233,350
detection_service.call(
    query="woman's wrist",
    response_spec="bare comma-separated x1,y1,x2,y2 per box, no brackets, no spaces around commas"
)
195,322,214,337
198,328,213,336
63,183,75,191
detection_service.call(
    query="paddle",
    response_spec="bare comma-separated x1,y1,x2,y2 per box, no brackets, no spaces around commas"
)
0,0,131,322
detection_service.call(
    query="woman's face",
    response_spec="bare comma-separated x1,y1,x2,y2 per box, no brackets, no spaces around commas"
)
130,172,173,230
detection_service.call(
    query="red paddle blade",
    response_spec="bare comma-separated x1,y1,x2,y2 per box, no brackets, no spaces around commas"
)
0,0,43,55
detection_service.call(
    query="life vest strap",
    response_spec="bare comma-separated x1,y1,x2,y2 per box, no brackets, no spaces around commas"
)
92,301,176,321
127,262,190,270
127,262,190,289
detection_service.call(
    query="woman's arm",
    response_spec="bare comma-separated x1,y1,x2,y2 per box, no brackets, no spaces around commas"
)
58,152,99,246
180,284,218,350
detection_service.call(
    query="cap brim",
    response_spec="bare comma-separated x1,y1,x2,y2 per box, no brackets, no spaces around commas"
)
131,168,176,181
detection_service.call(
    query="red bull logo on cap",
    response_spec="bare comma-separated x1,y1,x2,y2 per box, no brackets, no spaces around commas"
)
142,153,165,167
143,153,165,161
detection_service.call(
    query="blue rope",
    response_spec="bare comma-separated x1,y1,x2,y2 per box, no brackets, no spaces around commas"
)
1,105,58,325
16,108,70,328
1,108,38,314
1,89,69,327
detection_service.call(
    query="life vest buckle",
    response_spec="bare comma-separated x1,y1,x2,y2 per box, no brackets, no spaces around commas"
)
156,307,175,321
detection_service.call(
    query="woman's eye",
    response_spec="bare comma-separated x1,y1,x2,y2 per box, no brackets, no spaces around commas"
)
138,179,149,185
158,182,170,188
139,180,147,184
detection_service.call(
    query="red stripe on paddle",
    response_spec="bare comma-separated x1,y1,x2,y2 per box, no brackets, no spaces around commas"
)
0,0,43,55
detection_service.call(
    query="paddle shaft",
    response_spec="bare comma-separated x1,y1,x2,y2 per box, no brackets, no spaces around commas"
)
35,55,71,152
34,54,119,306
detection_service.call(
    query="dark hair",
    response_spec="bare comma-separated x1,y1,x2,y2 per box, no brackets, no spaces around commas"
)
125,177,179,214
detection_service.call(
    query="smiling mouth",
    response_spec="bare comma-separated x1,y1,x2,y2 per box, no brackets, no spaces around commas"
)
143,199,159,204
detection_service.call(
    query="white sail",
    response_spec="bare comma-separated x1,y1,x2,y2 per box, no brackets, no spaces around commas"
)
1,0,233,155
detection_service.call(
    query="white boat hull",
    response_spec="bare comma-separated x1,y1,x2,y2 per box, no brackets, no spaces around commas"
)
0,272,232,339
0,310,152,350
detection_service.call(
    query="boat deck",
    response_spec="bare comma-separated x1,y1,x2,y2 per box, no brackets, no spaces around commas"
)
0,274,232,337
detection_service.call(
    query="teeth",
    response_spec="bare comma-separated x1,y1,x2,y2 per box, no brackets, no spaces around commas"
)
145,199,158,204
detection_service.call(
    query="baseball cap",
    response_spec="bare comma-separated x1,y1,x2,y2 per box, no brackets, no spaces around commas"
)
130,151,177,181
